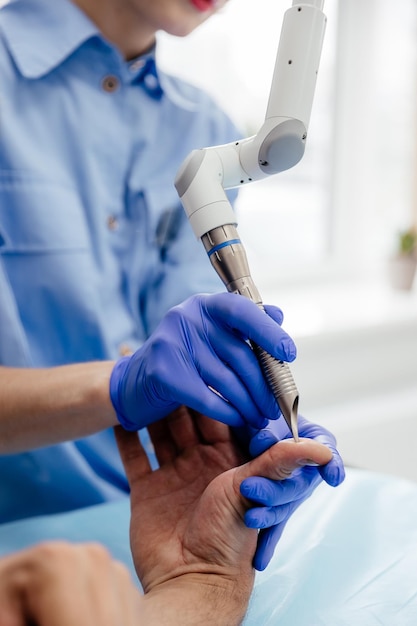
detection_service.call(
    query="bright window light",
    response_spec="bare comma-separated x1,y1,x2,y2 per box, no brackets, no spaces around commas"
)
157,0,339,288
157,0,417,293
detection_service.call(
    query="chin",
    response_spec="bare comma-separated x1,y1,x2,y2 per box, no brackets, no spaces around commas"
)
163,18,208,38
150,0,220,39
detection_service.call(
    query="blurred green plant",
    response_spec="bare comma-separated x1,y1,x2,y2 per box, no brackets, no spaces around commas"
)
397,228,417,256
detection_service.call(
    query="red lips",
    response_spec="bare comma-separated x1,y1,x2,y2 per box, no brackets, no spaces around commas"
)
189,0,216,13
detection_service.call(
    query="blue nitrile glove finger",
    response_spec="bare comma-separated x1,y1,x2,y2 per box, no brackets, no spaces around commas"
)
253,519,290,571
240,415,345,570
291,416,345,487
234,414,290,458
248,415,345,486
244,503,292,528
248,475,327,571
241,466,321,509
110,292,296,431
242,471,322,571
248,420,290,457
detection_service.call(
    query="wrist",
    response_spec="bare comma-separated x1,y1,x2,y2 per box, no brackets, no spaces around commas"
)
139,572,253,626
109,356,138,430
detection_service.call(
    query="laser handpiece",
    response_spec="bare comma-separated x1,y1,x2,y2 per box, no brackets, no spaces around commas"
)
201,223,300,440
175,0,327,439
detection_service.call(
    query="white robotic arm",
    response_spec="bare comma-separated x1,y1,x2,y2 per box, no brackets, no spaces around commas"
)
175,0,326,238
175,0,327,438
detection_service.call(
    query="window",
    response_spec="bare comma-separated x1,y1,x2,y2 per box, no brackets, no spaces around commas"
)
157,0,338,288
157,0,417,295
331,0,417,278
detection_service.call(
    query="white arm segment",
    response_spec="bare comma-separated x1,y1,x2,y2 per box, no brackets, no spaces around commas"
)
175,0,327,239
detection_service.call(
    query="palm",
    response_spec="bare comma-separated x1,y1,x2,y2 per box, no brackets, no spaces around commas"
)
115,406,333,593
116,408,255,592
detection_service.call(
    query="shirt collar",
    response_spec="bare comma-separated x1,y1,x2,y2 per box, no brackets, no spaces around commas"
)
130,56,163,100
0,0,197,105
0,0,112,79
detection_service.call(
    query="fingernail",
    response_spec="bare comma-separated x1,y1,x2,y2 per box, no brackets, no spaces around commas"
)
297,458,320,467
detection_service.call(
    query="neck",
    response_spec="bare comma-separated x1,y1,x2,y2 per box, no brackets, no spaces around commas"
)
71,0,156,60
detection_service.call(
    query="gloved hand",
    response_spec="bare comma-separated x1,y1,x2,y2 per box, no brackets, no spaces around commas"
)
240,415,345,571
110,292,296,431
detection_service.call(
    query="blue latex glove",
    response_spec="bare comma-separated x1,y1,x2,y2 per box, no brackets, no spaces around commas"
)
240,415,345,571
110,292,296,431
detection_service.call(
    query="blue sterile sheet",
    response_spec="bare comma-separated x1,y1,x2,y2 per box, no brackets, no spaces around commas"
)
0,468,416,625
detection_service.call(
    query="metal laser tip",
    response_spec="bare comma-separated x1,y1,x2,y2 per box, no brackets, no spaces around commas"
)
279,393,299,442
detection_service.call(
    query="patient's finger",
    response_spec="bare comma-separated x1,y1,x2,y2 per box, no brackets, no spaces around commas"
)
147,406,200,465
236,438,333,485
147,419,177,466
114,426,151,484
193,410,233,445
166,405,200,451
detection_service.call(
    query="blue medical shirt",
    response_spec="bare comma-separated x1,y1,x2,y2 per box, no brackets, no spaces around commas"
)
0,0,240,522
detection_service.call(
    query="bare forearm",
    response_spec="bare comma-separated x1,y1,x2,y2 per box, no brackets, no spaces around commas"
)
0,362,118,453
138,575,253,626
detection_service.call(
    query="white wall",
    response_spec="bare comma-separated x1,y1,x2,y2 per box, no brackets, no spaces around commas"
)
265,278,417,482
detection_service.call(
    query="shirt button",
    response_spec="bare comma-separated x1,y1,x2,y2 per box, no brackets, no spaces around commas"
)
119,343,134,357
144,73,158,90
107,215,119,231
102,75,119,92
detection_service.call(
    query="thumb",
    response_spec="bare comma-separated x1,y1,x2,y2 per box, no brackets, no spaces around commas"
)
235,438,333,485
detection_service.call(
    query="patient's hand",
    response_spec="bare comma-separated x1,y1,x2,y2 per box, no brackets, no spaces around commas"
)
115,407,332,625
0,542,140,626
